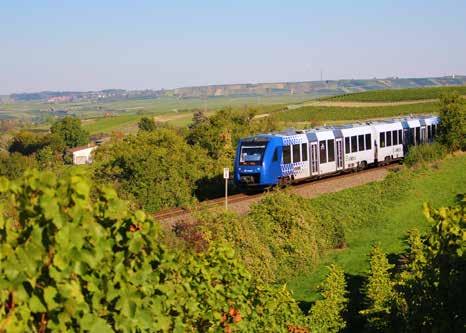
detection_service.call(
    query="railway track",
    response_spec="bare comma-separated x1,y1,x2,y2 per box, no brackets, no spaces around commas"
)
153,164,396,221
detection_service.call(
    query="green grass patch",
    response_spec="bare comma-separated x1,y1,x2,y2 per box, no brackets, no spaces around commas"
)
327,85,466,102
287,154,466,302
82,114,143,134
275,102,438,123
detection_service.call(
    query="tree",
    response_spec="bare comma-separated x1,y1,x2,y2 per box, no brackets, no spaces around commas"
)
138,116,157,131
360,245,397,331
50,116,89,148
309,264,348,333
92,128,216,211
437,92,466,151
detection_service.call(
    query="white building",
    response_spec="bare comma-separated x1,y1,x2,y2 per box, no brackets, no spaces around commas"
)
69,145,97,165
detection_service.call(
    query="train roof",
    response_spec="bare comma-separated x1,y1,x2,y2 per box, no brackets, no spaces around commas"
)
240,115,439,142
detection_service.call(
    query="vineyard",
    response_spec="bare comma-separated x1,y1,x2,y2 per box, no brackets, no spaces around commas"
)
327,85,466,102
274,102,438,123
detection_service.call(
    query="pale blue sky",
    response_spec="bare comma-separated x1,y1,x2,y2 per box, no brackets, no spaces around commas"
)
1,0,465,94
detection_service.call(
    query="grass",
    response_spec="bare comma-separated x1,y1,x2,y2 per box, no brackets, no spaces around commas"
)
287,154,466,302
327,85,466,102
274,102,438,123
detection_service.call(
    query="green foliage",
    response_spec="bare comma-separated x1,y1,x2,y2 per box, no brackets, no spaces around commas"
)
187,108,279,165
0,152,37,179
360,245,397,331
274,102,437,124
137,116,157,131
328,86,466,102
0,170,310,332
196,190,345,283
403,142,447,167
92,128,216,212
50,116,89,148
395,196,466,331
309,264,348,333
437,93,466,151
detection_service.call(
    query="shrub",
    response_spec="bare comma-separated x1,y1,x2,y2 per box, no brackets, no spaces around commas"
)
437,93,466,151
403,142,447,167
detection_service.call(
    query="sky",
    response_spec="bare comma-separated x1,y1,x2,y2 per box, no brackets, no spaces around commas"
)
1,0,465,94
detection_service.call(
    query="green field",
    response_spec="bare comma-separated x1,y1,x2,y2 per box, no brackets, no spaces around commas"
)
288,154,466,304
328,85,466,102
274,102,439,124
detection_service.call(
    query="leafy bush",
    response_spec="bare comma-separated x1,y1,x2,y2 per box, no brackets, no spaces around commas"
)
0,170,311,332
437,93,466,151
403,143,447,167
92,128,216,211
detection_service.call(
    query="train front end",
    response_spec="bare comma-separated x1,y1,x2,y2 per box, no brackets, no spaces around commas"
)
234,135,282,188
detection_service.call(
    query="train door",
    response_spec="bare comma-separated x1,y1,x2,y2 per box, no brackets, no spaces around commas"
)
336,138,344,170
310,142,319,176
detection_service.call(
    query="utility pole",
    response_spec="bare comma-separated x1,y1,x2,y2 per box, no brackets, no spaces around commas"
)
223,167,229,210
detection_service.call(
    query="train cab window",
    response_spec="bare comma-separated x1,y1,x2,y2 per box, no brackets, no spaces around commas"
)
351,136,357,152
292,144,301,163
283,146,291,164
392,130,398,145
345,137,350,154
319,141,327,164
380,132,386,148
272,148,278,162
398,130,403,144
358,135,364,151
301,143,308,161
365,134,371,150
328,139,335,162
387,131,392,146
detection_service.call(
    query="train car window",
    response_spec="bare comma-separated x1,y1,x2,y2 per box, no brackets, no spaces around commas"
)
345,137,350,154
380,132,385,148
292,144,300,163
328,139,335,162
358,135,364,151
398,130,403,144
432,124,436,138
409,128,414,145
283,146,291,164
427,126,432,140
351,136,357,152
415,127,420,145
272,148,278,162
387,131,392,146
365,134,371,150
319,141,327,164
301,143,308,161
392,130,398,145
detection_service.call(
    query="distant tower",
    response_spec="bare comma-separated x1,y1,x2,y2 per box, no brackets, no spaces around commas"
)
320,69,323,82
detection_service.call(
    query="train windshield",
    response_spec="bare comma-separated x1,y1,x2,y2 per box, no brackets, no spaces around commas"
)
240,145,266,165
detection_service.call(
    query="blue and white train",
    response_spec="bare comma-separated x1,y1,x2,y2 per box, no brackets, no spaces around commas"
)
234,115,439,187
